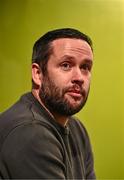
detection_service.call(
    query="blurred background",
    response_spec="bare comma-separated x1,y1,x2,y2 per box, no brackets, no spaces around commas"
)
0,0,124,178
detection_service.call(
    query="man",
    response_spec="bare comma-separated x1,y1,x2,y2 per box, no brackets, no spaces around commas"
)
0,28,96,179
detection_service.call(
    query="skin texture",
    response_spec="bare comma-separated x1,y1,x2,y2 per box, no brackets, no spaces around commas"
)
32,38,93,126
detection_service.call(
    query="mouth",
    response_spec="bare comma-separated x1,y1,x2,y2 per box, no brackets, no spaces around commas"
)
66,89,84,100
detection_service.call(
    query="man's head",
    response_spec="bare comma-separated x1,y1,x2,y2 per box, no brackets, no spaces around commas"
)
32,28,93,74
32,28,93,117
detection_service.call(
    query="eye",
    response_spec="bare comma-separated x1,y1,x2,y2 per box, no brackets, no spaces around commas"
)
81,63,92,72
60,62,72,71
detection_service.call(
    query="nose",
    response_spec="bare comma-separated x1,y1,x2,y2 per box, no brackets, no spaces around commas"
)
71,68,84,86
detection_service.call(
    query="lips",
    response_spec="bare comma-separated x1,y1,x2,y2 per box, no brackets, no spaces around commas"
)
66,87,85,99
67,92,82,99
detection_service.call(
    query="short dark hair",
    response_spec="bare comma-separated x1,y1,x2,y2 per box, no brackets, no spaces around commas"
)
32,28,93,74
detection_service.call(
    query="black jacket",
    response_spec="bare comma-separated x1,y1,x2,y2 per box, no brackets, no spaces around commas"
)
0,92,96,179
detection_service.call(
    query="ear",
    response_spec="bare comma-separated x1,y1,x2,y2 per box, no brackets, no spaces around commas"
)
32,63,42,87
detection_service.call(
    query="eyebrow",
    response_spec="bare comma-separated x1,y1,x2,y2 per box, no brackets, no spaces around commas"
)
83,59,93,65
60,55,74,60
60,55,93,64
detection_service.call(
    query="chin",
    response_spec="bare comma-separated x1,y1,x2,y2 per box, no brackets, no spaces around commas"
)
68,100,84,110
68,97,84,106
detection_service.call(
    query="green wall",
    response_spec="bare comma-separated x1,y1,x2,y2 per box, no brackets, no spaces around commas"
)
0,0,124,178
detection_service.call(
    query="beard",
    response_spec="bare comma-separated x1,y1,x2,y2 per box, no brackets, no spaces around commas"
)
39,75,89,116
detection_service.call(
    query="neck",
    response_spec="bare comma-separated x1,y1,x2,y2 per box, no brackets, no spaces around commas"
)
32,89,68,127
52,112,69,127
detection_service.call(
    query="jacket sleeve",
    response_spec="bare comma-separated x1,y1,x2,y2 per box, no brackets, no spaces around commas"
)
0,123,66,179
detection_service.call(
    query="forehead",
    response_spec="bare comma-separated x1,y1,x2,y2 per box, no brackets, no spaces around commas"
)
51,38,93,58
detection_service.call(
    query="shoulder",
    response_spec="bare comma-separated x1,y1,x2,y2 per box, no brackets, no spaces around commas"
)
0,123,66,179
0,92,51,150
0,95,34,149
0,93,33,126
1,122,64,161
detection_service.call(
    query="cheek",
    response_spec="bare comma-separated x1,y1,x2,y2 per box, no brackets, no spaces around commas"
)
84,76,91,88
54,79,67,91
47,65,72,86
51,73,68,88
